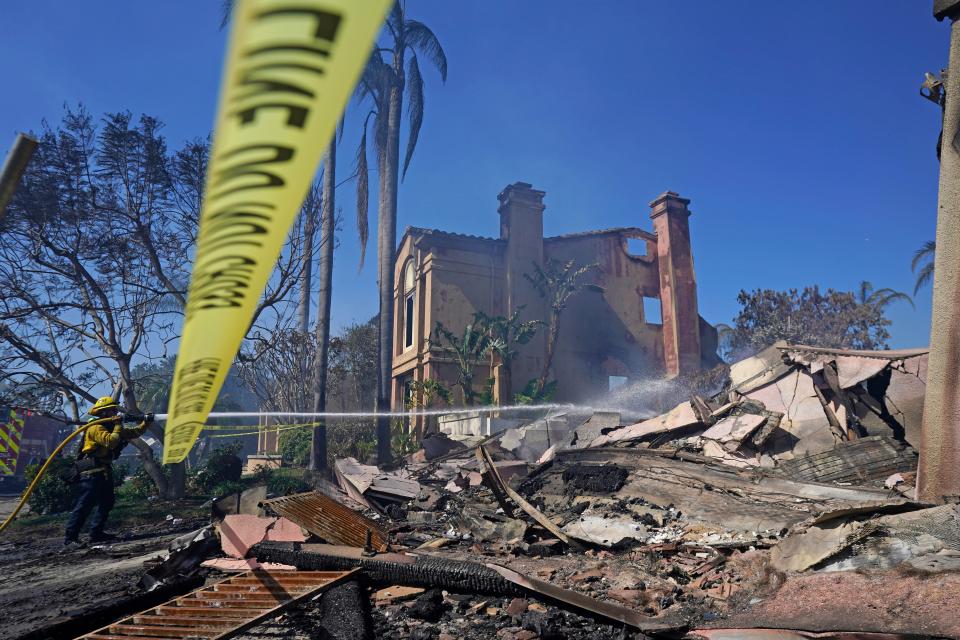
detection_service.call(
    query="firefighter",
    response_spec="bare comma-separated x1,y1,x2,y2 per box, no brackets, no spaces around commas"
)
63,396,153,548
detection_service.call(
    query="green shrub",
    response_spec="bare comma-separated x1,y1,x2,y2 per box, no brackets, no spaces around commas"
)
279,428,312,467
250,464,274,484
267,468,311,495
327,420,376,463
118,464,169,498
192,442,243,493
24,456,80,515
391,420,418,457
211,480,248,498
112,462,130,487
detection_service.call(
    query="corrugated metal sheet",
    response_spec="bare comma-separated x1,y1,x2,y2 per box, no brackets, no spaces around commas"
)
262,490,389,551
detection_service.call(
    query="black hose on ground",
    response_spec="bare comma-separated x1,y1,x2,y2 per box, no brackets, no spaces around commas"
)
253,541,524,596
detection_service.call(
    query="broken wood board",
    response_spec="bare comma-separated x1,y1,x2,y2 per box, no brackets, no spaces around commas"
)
478,445,584,548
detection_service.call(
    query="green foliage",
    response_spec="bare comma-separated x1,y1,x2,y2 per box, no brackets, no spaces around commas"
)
24,457,79,515
250,464,274,484
211,480,247,498
432,319,488,405
327,320,379,410
327,421,377,464
514,378,558,405
525,259,603,315
406,378,451,409
353,436,376,464
728,286,893,358
120,464,165,498
524,259,603,396
279,427,312,467
266,468,311,495
391,420,419,457
191,443,243,494
477,377,496,407
432,309,543,406
112,462,130,488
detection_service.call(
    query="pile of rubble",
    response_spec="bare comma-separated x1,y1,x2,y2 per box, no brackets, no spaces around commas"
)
24,342,959,640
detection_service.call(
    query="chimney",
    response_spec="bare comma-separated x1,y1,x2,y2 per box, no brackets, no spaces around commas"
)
650,191,701,377
498,182,545,315
497,182,547,390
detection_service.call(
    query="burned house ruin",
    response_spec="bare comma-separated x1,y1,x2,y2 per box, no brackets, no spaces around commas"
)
391,182,721,413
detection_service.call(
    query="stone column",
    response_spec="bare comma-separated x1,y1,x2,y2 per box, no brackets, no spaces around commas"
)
919,1,960,503
650,191,701,377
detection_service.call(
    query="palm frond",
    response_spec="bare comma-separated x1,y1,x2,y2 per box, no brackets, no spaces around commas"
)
386,1,403,40
219,0,233,30
911,241,936,294
911,240,936,272
858,280,873,304
872,288,914,310
401,54,424,181
914,262,935,295
354,118,371,270
356,51,393,106
404,20,448,81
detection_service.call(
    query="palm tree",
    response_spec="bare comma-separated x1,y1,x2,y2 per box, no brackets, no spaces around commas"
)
525,260,603,396
432,320,486,405
857,281,914,310
912,241,936,295
309,144,337,472
355,2,447,462
475,309,542,404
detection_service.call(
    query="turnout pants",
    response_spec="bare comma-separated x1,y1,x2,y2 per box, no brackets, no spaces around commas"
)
64,469,115,541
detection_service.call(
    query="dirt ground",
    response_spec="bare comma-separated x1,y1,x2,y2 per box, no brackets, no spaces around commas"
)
0,497,208,640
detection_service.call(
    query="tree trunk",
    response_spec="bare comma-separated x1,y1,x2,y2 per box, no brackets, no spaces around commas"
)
376,79,403,465
536,316,560,396
118,357,180,498
297,194,316,334
310,141,336,472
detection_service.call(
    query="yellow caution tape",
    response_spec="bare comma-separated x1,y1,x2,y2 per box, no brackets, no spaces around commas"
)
163,0,391,464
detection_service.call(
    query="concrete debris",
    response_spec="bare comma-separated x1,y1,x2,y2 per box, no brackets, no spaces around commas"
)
219,514,308,559
211,484,267,522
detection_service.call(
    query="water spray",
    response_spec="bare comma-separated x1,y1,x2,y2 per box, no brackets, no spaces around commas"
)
148,403,583,422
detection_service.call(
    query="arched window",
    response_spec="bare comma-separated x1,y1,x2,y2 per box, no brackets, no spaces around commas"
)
403,261,416,350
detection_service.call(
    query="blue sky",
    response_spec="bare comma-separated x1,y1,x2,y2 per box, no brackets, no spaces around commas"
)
0,1,949,349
